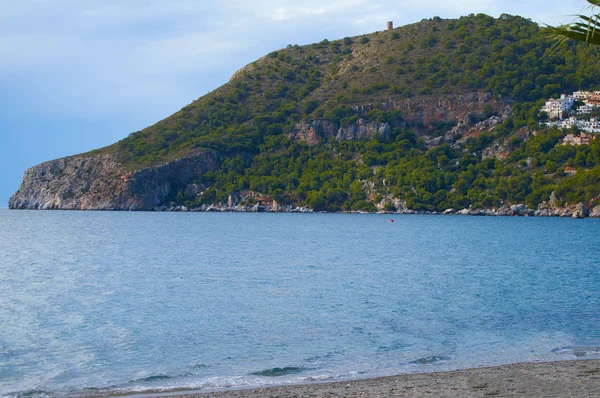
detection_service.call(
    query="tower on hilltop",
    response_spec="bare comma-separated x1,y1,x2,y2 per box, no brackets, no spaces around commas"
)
387,21,393,30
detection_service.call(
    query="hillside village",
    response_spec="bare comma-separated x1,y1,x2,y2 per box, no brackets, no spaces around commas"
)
541,91,600,144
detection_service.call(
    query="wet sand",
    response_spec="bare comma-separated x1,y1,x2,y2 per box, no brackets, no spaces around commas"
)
160,359,600,398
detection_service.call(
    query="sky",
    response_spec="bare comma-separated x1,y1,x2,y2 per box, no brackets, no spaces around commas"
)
0,0,588,205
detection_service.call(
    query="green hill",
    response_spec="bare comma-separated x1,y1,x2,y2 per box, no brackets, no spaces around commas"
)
10,13,600,214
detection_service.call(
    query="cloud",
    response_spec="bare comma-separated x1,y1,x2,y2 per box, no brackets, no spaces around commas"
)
80,1,210,19
0,0,586,121
261,0,368,21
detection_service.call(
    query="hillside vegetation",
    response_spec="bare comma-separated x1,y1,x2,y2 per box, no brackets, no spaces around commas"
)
92,14,600,212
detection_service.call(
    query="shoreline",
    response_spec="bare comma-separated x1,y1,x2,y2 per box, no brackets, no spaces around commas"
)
122,359,600,398
6,201,600,218
5,207,600,219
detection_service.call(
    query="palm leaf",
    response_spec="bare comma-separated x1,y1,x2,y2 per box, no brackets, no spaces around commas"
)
548,0,600,46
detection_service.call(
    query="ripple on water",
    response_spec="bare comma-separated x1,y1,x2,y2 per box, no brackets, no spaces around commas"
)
409,355,451,365
250,367,310,377
1,212,599,397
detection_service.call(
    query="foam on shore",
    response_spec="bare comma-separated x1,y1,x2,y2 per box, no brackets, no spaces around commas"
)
133,359,600,398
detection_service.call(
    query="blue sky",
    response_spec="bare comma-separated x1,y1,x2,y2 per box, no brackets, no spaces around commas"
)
0,0,587,205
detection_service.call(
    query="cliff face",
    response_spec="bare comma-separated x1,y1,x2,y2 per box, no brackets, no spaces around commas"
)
379,92,508,129
292,92,509,145
293,119,401,145
9,151,219,210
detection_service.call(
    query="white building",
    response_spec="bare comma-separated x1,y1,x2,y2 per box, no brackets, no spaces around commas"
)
540,94,574,119
571,90,600,106
576,104,594,115
574,91,590,99
546,116,600,133
582,117,600,132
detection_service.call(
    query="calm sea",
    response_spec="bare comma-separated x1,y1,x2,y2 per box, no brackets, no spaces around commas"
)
1,210,599,397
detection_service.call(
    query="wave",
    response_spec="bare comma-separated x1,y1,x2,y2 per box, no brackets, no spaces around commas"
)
129,374,174,383
409,355,451,365
249,367,310,377
552,346,600,357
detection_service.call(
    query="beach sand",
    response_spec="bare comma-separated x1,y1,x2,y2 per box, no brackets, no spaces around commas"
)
160,359,600,398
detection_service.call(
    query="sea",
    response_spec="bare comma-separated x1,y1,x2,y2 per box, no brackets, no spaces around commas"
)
1,209,599,397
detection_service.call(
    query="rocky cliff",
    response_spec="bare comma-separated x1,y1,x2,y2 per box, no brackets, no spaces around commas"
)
379,92,509,131
9,151,219,210
293,93,510,146
292,119,401,145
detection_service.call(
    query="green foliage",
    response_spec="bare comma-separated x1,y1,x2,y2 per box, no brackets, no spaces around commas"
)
96,14,600,212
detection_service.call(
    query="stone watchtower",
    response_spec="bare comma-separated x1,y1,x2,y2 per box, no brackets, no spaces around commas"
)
387,21,393,31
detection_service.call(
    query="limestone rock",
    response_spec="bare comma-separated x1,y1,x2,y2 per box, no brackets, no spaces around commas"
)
572,202,588,219
293,118,397,145
336,119,393,141
510,204,529,215
9,151,220,211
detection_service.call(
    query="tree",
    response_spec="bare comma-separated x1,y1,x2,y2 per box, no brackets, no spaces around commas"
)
549,1,600,45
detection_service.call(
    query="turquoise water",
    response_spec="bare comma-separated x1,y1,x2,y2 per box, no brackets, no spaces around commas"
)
1,210,599,396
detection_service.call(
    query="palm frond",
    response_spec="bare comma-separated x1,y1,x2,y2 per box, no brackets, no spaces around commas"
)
547,0,600,46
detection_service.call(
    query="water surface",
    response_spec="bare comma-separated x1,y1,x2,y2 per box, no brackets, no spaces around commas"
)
0,210,599,396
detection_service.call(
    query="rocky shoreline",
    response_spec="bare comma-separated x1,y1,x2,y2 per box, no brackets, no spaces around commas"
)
153,201,600,219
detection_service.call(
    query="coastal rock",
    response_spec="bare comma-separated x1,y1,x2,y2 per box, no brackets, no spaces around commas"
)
510,204,532,216
572,202,588,219
590,205,600,218
228,191,242,207
186,183,208,197
9,151,221,211
535,209,555,217
495,206,511,216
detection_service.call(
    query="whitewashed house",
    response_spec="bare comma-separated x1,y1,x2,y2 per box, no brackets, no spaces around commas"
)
576,104,594,115
541,95,574,119
583,118,600,133
573,91,590,100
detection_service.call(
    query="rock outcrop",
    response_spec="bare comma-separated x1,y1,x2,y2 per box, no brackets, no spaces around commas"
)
381,92,510,131
293,119,399,145
434,201,598,218
482,127,532,160
9,151,220,210
294,92,512,147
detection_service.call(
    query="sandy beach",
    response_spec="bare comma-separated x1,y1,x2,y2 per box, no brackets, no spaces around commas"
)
155,360,600,398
